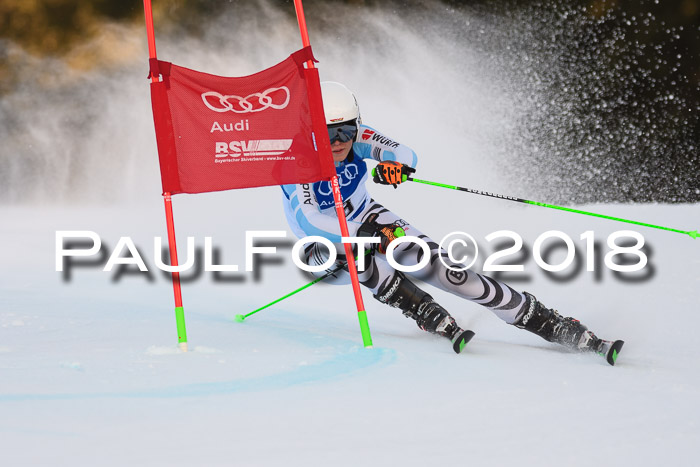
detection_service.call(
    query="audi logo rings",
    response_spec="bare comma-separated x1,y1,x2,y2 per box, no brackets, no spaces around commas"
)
201,86,290,113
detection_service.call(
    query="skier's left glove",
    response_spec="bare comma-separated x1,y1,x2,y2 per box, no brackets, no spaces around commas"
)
371,161,415,189
356,213,406,254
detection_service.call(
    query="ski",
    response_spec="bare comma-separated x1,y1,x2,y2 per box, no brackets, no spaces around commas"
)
597,339,624,366
451,329,475,354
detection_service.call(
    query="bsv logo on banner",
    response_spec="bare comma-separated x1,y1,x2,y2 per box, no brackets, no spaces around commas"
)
216,140,293,158
202,87,290,113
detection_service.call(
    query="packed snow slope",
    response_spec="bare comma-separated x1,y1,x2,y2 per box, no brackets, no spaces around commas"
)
1,189,698,466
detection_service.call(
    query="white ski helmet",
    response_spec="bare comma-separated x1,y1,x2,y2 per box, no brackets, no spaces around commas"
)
321,81,361,127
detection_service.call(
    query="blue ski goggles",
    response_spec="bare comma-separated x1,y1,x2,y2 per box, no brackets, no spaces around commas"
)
327,120,358,144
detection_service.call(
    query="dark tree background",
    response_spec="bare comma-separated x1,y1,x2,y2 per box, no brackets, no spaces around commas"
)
1,1,697,93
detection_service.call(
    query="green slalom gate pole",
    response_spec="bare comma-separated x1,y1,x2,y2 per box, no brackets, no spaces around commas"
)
145,0,188,351
405,177,699,239
294,0,372,348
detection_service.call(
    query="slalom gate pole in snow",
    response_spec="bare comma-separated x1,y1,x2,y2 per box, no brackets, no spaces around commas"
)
406,177,699,239
293,0,373,348
144,0,188,352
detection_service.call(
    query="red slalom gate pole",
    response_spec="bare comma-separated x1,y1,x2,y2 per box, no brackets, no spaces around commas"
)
293,0,373,347
144,0,188,352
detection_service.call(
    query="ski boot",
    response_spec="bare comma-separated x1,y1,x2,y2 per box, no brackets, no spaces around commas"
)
374,272,474,353
515,292,624,365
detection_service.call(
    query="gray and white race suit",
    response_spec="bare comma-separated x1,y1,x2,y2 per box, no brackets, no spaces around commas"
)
281,124,526,323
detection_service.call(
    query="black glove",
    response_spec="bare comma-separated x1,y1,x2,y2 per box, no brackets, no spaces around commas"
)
371,161,415,189
356,213,406,254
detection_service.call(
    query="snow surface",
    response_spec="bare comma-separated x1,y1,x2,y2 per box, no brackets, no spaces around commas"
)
1,192,698,466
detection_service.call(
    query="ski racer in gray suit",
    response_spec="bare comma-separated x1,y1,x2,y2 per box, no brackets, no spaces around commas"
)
281,81,623,363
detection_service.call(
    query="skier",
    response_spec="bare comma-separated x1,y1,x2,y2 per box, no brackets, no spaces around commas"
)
281,81,623,364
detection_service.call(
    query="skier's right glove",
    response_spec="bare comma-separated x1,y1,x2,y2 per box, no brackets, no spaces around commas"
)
356,213,406,254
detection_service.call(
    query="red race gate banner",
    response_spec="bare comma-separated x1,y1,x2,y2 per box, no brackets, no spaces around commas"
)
149,46,335,194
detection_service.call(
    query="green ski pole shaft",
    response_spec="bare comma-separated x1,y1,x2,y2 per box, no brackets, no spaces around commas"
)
406,177,699,239
235,250,373,322
234,262,346,322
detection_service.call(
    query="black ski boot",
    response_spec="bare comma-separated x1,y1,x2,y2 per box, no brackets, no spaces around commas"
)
515,292,624,365
374,272,474,353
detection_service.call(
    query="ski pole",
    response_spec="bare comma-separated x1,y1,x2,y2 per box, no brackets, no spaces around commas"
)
405,176,699,239
234,262,345,322
234,250,372,322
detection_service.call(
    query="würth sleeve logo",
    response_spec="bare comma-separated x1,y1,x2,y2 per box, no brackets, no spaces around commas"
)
361,129,399,148
361,129,375,140
201,87,291,113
